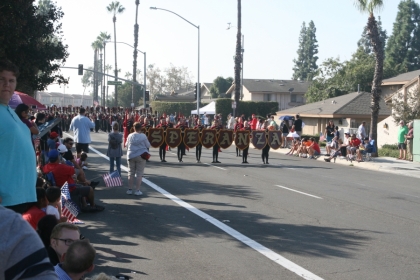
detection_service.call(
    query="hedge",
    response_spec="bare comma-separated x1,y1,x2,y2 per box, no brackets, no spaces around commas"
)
150,101,202,117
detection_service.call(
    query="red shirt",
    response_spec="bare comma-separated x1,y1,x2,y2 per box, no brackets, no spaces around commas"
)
350,138,361,147
43,162,75,187
250,118,258,130
312,142,321,153
23,206,46,230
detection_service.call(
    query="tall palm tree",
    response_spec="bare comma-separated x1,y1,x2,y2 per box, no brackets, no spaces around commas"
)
107,1,125,107
105,64,113,103
354,0,384,153
97,32,111,106
234,0,242,116
132,0,140,108
91,40,103,102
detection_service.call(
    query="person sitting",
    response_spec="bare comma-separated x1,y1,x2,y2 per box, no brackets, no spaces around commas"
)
0,205,58,279
48,223,81,266
297,138,310,158
43,150,104,213
77,152,89,170
356,137,373,162
22,188,48,230
47,132,59,152
307,137,321,159
37,215,59,248
46,187,67,222
285,139,301,156
54,239,96,280
347,134,361,160
340,131,351,158
324,139,343,162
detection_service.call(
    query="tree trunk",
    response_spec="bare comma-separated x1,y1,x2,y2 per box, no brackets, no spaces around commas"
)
93,49,97,102
367,14,384,155
234,0,242,116
132,0,139,109
113,16,118,107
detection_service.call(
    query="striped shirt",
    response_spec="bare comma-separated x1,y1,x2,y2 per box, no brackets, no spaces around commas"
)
54,264,72,280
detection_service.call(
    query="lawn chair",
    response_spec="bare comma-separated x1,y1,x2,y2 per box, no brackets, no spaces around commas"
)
364,140,376,162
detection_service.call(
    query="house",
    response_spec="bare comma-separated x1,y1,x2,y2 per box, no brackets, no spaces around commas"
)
226,79,311,110
36,91,93,107
382,69,420,97
200,83,213,99
154,84,213,103
276,91,391,139
378,71,420,148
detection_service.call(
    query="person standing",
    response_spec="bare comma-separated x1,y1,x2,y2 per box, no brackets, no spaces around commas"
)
175,118,188,162
107,122,123,177
292,114,303,138
126,123,150,196
260,121,270,164
194,119,204,163
324,120,335,143
210,119,223,163
156,118,168,162
234,117,244,157
241,121,251,163
397,120,408,160
69,108,95,159
405,122,414,162
357,121,367,140
0,59,37,213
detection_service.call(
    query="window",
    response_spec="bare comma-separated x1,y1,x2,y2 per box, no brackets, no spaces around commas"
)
291,94,296,103
264,94,271,101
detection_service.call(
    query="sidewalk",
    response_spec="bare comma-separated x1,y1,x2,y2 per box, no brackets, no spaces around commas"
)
266,145,420,179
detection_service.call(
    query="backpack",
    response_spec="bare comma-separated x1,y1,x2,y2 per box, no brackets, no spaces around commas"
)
110,135,119,149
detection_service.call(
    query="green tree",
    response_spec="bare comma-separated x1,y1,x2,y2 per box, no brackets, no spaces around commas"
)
391,87,420,124
91,40,102,102
0,0,69,93
385,0,420,73
210,76,233,98
358,16,387,54
106,1,125,106
234,0,242,115
118,80,143,107
292,21,319,81
81,66,93,95
354,0,385,153
97,32,111,105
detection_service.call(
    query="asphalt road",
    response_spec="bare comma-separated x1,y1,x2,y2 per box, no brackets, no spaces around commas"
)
69,131,420,280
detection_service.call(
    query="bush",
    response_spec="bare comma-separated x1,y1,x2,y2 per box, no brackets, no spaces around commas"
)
150,101,202,117
381,144,398,150
215,99,279,119
319,142,326,147
378,148,400,158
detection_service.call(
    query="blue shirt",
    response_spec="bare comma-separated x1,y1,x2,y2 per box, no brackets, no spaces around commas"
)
69,114,95,144
0,105,37,207
54,264,72,280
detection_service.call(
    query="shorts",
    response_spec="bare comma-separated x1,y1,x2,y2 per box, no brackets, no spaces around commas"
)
282,133,288,137
326,135,334,142
314,150,320,156
76,143,89,153
128,155,146,178
71,185,91,197
398,143,406,150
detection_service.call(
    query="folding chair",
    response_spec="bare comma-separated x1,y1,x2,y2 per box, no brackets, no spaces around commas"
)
364,140,376,162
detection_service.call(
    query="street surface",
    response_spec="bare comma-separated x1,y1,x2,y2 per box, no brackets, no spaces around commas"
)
70,131,420,280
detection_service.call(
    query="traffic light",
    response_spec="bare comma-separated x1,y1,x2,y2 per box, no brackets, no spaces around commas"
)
78,64,83,75
145,90,150,101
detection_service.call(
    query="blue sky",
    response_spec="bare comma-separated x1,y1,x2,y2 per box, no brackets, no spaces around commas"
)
47,0,405,96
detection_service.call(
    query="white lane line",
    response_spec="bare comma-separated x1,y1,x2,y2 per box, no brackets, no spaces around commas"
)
203,163,227,170
275,185,323,200
85,139,323,280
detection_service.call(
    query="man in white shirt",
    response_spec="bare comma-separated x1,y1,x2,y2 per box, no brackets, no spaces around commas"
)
357,121,367,140
69,108,95,159
203,113,209,128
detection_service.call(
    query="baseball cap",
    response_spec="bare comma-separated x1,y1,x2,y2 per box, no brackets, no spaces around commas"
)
57,144,68,153
48,149,59,160
344,131,350,135
49,132,58,139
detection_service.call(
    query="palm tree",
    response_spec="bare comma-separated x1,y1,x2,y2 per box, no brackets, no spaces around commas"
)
234,0,242,116
132,0,140,108
91,40,103,103
97,32,111,106
125,72,132,80
107,1,125,107
105,64,112,102
354,0,384,154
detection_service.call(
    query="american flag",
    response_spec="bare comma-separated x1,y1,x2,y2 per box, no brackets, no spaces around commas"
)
103,170,123,187
61,182,80,223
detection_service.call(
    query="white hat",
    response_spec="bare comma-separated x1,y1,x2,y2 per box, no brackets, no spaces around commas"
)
344,130,350,134
57,144,68,153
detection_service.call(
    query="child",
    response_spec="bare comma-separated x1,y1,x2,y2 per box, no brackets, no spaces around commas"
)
47,131,59,151
45,187,62,220
23,188,48,230
77,152,89,170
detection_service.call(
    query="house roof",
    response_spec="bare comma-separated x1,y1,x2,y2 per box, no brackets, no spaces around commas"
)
226,79,311,94
277,92,391,118
203,83,213,90
382,69,420,85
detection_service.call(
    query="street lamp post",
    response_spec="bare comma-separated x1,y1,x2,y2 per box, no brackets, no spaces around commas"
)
105,41,147,109
227,24,244,101
150,6,200,116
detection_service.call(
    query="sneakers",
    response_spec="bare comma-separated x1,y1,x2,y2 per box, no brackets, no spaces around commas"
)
126,189,133,195
134,190,143,196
